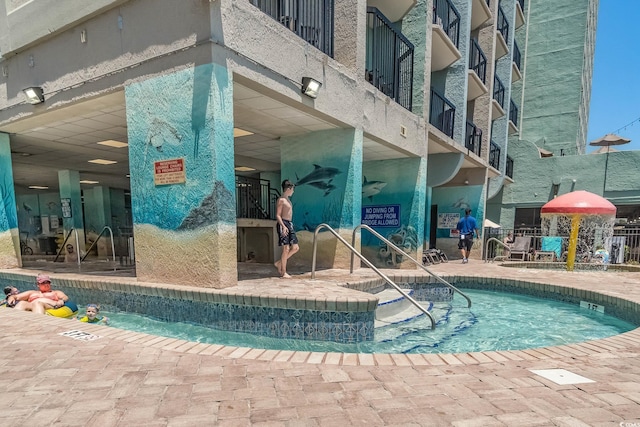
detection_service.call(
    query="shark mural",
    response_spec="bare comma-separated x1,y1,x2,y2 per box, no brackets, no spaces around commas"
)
362,176,387,201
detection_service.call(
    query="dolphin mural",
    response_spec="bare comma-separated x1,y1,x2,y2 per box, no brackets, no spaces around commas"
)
362,176,387,201
295,164,341,186
307,179,336,197
452,198,470,211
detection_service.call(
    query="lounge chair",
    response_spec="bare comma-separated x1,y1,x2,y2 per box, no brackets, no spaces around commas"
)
508,236,532,261
536,236,563,261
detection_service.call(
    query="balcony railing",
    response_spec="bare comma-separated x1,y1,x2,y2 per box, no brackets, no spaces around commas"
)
517,0,524,11
513,40,521,70
469,38,487,84
489,140,501,169
509,99,519,125
430,88,456,138
433,0,461,49
493,75,505,108
236,176,275,220
506,155,514,178
250,0,334,57
465,121,483,156
366,7,414,111
497,5,509,43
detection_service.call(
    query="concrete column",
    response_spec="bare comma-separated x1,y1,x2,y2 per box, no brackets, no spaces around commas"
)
280,129,363,269
333,0,367,74
84,186,113,257
125,63,236,288
0,133,20,268
402,0,431,118
58,169,85,262
362,158,426,268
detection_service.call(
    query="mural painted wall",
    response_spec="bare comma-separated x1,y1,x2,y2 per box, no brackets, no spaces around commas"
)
281,129,362,268
431,185,485,259
361,158,426,268
0,135,19,267
125,63,237,287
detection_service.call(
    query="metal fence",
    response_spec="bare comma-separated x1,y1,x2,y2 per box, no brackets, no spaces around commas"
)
493,75,505,108
236,176,276,220
249,0,334,57
465,120,482,156
433,0,461,48
484,227,640,265
365,7,414,111
430,88,456,138
489,140,501,169
497,5,509,43
469,38,487,84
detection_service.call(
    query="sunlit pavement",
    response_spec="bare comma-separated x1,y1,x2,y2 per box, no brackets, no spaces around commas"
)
1,262,640,426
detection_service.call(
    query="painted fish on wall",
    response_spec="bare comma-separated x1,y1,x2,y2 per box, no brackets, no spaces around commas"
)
362,176,387,201
295,164,341,186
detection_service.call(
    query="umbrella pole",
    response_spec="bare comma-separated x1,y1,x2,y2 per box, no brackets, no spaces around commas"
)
602,149,610,196
566,214,581,272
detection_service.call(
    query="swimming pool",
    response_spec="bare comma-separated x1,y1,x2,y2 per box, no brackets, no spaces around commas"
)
100,288,636,354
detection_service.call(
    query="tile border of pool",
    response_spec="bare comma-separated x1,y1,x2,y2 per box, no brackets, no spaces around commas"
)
1,267,639,366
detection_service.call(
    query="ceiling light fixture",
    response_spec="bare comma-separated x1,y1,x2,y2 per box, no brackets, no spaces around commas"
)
97,140,128,148
28,185,49,190
301,77,322,99
22,87,45,104
233,128,254,137
79,180,99,184
88,159,117,165
234,166,256,172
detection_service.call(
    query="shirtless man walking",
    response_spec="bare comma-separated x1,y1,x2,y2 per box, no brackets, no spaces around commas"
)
275,179,299,278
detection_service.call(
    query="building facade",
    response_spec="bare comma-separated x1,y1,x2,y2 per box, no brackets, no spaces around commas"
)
3,0,633,288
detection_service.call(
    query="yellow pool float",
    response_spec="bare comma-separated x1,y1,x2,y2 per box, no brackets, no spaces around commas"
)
46,300,79,318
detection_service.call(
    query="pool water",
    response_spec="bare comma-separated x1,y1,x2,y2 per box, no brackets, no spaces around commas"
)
101,289,636,354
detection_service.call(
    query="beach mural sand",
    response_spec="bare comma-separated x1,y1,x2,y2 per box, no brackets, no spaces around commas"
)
281,129,363,268
125,63,236,287
0,136,19,268
361,158,426,268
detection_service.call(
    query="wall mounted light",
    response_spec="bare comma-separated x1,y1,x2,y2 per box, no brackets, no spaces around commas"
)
301,77,321,98
22,87,45,104
464,179,469,185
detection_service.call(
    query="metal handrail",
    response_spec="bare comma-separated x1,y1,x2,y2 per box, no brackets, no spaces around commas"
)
484,237,512,262
351,224,471,308
82,226,116,265
311,223,436,329
53,228,81,267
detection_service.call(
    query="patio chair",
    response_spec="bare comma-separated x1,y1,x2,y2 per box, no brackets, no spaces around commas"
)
508,236,532,261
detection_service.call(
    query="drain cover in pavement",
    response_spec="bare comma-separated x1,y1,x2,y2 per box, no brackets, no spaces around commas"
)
59,330,102,341
530,369,594,385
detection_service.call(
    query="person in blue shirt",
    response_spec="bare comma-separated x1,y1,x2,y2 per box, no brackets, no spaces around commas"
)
456,208,479,264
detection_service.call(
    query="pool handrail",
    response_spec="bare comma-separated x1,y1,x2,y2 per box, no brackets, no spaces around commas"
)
81,226,117,267
351,224,472,308
311,223,436,329
484,237,512,262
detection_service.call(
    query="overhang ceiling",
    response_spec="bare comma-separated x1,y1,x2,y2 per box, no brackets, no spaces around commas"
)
2,83,409,193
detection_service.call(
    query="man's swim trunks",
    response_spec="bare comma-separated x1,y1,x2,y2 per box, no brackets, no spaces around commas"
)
277,219,298,246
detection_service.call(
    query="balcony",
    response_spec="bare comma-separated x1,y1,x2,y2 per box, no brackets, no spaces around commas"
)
429,88,456,138
465,121,483,156
491,75,505,119
366,7,414,111
506,155,514,179
250,0,334,57
467,38,488,101
515,0,525,28
508,99,519,133
489,140,501,170
471,0,491,30
495,5,509,59
512,40,522,82
431,0,462,71
367,0,417,22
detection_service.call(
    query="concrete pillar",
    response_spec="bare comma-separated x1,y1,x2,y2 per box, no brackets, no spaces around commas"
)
362,158,427,268
125,63,236,288
84,186,113,257
58,169,85,263
0,133,20,268
281,129,363,269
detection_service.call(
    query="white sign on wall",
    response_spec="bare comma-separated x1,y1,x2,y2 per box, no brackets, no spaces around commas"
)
437,213,459,229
